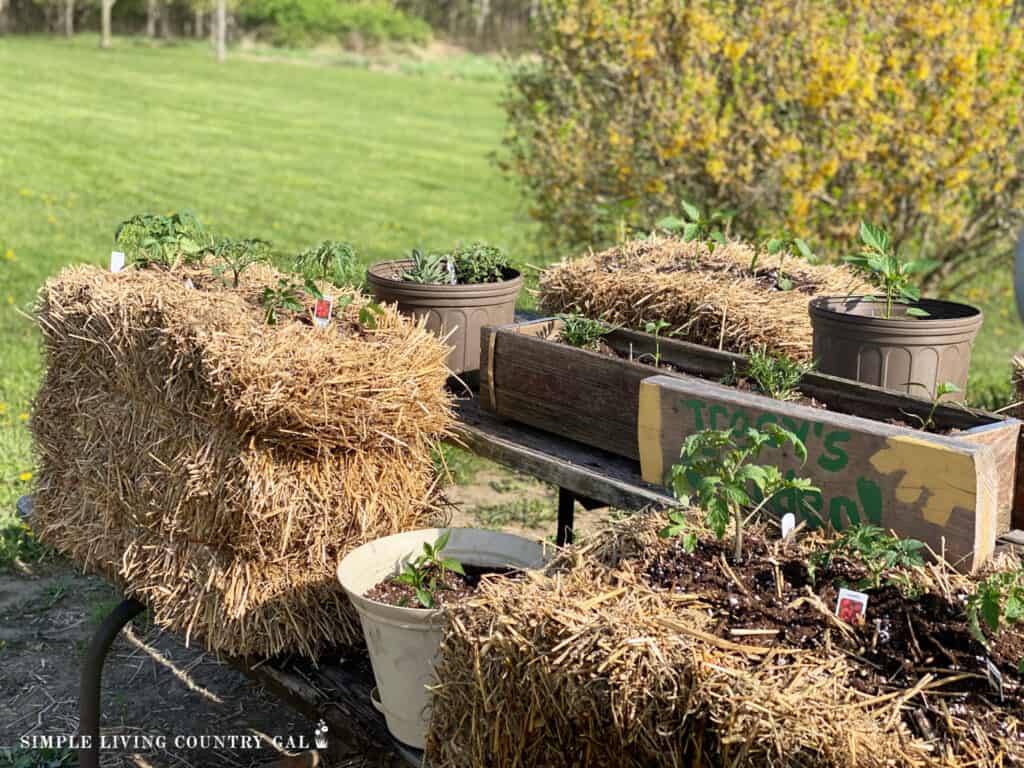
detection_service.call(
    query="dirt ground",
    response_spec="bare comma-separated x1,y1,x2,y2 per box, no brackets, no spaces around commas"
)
0,466,618,768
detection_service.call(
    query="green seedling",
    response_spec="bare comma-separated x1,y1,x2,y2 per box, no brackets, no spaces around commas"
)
658,509,698,553
557,313,608,351
260,278,303,324
392,529,466,608
210,237,271,287
760,232,813,290
643,319,672,366
449,241,511,284
966,566,1024,667
808,524,925,591
744,345,814,401
115,211,210,269
400,248,450,284
335,294,385,329
295,240,359,297
656,199,736,248
844,221,931,319
905,381,961,431
668,425,817,562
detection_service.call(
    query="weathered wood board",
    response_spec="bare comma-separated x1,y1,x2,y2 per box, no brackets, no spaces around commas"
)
638,375,998,570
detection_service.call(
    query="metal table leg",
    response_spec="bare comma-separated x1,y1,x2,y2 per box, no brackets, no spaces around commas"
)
79,597,145,768
556,488,575,546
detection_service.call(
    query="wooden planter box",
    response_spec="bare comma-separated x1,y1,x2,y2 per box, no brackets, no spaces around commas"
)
480,319,1022,569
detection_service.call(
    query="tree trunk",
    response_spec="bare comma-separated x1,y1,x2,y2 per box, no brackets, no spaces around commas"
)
146,0,156,37
194,8,203,38
215,0,226,62
158,0,170,38
475,0,490,39
100,0,116,47
64,0,74,36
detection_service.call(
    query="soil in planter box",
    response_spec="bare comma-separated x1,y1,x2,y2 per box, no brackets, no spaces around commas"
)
365,565,517,608
644,532,1024,713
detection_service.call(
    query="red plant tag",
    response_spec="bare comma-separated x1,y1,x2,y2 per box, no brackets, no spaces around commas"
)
313,296,333,328
835,588,868,624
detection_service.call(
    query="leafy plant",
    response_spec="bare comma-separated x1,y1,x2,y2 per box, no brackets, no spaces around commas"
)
967,566,1024,654
808,524,925,591
336,294,386,330
905,381,961,431
643,319,671,366
744,345,814,401
295,240,359,297
392,529,466,608
844,222,930,319
400,248,450,284
210,238,271,287
449,242,511,284
260,278,304,324
557,313,608,351
656,200,735,247
760,233,813,290
114,212,210,269
658,508,697,553
668,426,817,561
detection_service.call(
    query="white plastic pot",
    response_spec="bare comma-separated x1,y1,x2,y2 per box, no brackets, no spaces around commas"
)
337,527,548,749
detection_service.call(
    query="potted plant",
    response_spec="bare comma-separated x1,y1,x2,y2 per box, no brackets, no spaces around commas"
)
809,221,983,400
336,527,547,749
366,242,522,374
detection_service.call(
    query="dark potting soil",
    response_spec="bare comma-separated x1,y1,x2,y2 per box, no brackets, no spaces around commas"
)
364,564,516,609
643,533,1024,721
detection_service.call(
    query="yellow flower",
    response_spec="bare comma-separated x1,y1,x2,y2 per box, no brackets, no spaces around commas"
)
3,249,14,261
18,471,32,482
18,412,29,421
18,188,32,198
47,214,57,225
5,296,13,305
0,403,6,414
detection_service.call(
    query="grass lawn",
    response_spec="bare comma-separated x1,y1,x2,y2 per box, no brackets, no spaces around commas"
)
1,35,1023,561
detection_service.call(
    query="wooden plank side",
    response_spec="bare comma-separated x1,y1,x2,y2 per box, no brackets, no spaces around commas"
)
958,419,1021,533
638,375,997,570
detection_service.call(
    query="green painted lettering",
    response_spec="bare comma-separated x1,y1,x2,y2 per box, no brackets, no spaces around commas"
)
680,399,705,430
709,404,729,430
818,431,851,472
729,410,749,439
857,478,883,525
780,416,810,446
829,497,859,530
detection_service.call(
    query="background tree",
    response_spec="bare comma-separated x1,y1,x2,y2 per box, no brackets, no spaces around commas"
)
99,0,115,46
214,0,225,61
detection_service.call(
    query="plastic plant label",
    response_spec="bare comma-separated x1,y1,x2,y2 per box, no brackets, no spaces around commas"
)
183,278,196,290
835,588,869,624
110,251,125,273
780,513,796,539
984,657,1004,701
314,296,333,329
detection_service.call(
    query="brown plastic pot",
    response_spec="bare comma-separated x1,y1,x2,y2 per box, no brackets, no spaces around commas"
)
366,260,522,375
809,296,982,401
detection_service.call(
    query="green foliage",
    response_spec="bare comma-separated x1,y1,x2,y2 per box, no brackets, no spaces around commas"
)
669,426,817,561
906,381,961,431
762,233,813,291
845,222,931,319
557,313,607,351
656,200,734,247
400,248,450,284
966,566,1024,652
392,529,466,608
449,241,511,284
643,318,671,366
657,508,697,553
295,240,359,296
809,524,925,591
210,237,271,287
336,294,386,329
0,521,49,571
504,0,1024,283
114,212,210,269
238,0,432,49
260,278,304,324
744,345,814,402
0,746,74,768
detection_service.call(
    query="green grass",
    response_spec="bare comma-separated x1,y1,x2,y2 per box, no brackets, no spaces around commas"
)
2,35,1023,563
0,35,535,555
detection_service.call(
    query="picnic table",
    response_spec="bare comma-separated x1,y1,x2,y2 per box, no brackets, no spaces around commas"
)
16,390,675,768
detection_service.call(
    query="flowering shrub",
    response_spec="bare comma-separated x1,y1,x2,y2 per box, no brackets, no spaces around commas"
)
504,0,1024,285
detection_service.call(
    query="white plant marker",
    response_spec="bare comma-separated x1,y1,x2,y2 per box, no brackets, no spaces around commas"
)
314,295,333,329
780,513,796,539
835,587,869,624
446,258,457,285
110,251,125,273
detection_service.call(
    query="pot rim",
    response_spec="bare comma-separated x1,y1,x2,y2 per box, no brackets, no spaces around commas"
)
367,259,522,299
809,295,982,333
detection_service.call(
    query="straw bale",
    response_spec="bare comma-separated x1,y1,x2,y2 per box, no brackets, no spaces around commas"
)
427,515,1018,768
538,237,866,360
29,262,452,657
